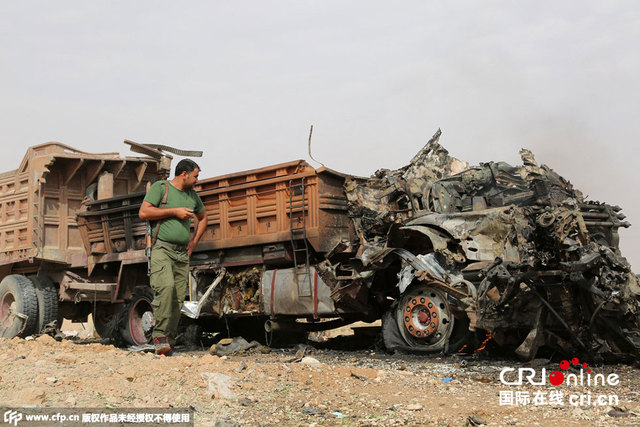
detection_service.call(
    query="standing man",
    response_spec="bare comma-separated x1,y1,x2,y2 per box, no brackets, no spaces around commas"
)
139,159,207,355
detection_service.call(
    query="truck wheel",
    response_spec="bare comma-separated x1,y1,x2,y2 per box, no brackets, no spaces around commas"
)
119,287,154,346
29,276,59,333
382,284,461,353
0,275,39,338
93,303,121,339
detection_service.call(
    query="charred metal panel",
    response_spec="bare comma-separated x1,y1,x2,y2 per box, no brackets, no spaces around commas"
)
406,207,528,263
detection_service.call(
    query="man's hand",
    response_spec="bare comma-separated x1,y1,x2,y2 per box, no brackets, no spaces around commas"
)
140,202,194,221
187,240,196,257
174,208,194,220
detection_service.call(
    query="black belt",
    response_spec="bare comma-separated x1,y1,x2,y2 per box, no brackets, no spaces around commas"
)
156,239,188,252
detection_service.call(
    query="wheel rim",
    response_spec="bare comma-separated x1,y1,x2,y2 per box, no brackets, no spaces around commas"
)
402,295,440,338
397,285,454,349
0,292,16,329
127,296,154,345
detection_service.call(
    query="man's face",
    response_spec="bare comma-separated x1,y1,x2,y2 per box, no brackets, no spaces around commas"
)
183,168,200,189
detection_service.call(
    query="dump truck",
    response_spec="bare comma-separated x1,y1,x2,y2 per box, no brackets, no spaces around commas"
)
0,141,170,343
2,133,639,361
79,156,361,345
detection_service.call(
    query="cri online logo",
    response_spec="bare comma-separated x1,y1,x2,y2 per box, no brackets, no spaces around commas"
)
500,357,619,387
549,357,589,385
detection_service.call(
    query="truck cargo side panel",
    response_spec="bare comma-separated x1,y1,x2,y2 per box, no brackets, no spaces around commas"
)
196,160,351,254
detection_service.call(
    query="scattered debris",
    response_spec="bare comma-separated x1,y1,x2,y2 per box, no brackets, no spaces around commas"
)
2,336,640,425
350,372,368,381
607,407,635,418
238,397,256,407
302,406,326,416
210,337,269,356
466,415,488,426
126,344,155,353
301,356,321,366
473,375,492,384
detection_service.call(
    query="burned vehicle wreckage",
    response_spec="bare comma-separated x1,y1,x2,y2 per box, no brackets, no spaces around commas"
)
5,135,635,364
323,130,639,362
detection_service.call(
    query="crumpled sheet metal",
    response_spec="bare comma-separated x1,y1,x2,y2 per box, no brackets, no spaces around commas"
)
343,129,469,244
397,253,454,294
406,207,530,263
339,129,639,361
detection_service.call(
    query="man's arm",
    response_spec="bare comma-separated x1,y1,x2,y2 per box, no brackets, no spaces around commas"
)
187,211,208,256
139,201,194,221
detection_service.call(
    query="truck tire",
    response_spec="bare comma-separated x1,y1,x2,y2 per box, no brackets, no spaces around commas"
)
0,275,39,338
382,284,472,354
29,276,59,333
92,302,121,339
119,286,154,346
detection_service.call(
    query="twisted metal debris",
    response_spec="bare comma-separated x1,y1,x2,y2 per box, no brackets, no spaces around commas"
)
339,130,639,361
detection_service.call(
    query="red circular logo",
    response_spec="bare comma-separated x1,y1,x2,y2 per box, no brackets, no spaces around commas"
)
549,370,565,386
559,360,570,370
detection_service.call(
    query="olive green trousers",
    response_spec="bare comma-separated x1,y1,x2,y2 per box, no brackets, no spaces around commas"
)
149,241,189,345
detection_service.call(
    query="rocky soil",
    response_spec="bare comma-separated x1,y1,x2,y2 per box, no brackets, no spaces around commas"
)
1,325,640,426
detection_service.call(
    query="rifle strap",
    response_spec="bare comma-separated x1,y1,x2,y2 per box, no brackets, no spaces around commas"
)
151,180,170,246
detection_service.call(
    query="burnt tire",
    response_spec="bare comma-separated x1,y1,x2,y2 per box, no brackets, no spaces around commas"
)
0,275,39,338
382,284,470,354
92,302,120,339
119,287,154,346
29,276,59,333
381,306,405,352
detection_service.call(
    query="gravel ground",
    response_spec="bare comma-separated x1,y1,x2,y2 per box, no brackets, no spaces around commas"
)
1,330,639,426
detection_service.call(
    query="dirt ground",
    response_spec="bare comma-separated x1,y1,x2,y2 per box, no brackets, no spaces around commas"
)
1,324,640,427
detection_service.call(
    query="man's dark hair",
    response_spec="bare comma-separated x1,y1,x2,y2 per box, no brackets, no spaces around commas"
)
175,159,201,177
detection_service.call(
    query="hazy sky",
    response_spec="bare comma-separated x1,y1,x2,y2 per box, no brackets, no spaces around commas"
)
1,1,638,269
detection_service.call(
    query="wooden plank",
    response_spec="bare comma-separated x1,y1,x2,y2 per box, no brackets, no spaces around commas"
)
67,282,116,292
